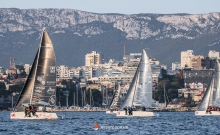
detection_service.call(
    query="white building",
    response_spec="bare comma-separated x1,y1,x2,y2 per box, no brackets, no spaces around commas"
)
57,65,70,78
208,50,219,59
172,62,180,70
24,64,31,74
181,50,194,68
0,67,5,74
85,51,104,66
88,74,133,85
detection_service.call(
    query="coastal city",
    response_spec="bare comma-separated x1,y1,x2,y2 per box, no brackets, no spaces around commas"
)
0,49,218,111
1,0,220,134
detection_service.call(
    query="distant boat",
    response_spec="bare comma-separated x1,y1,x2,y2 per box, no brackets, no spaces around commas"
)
116,49,154,117
10,29,58,119
94,122,99,130
195,60,220,116
106,83,121,114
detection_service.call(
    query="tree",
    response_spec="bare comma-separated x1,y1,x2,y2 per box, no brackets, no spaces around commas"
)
167,89,178,101
9,82,24,93
153,89,164,103
86,89,102,106
61,80,67,85
0,82,6,91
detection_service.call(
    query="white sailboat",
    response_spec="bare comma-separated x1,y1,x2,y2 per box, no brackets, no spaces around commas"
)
116,49,154,117
10,29,58,119
106,83,121,114
195,60,220,116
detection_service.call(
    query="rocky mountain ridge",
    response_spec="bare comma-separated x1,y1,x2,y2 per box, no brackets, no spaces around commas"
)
0,8,220,68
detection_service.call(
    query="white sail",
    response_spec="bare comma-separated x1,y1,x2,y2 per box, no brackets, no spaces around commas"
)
109,83,122,108
197,60,220,111
212,60,220,106
120,49,152,109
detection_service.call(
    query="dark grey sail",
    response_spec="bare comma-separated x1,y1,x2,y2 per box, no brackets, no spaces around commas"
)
120,49,152,109
14,29,56,112
14,50,40,112
31,30,56,107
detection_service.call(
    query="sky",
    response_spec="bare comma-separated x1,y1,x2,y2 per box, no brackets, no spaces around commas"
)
0,0,220,14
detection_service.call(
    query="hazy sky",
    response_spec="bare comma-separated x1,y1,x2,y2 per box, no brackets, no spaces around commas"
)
1,0,219,14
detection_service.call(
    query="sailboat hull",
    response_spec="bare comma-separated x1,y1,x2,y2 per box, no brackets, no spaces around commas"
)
116,111,154,117
195,111,220,116
106,110,117,114
10,112,58,119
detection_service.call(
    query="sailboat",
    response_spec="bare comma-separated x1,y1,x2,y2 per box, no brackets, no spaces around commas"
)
10,29,58,119
116,49,154,117
195,60,220,116
106,83,121,114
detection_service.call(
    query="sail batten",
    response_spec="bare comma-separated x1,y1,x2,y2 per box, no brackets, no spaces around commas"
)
120,49,152,109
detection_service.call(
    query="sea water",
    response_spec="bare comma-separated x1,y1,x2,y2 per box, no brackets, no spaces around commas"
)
0,112,219,135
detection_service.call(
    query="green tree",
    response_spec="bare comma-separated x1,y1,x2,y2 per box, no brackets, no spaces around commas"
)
0,82,6,91
153,89,165,103
86,89,102,106
167,89,178,101
9,82,24,93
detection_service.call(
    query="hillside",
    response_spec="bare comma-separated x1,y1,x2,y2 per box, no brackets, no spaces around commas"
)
0,8,220,68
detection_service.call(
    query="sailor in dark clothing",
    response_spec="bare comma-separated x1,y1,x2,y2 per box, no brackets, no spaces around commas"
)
23,105,27,116
142,106,146,111
124,106,128,115
32,105,37,116
27,104,32,117
130,107,133,115
128,106,131,115
42,105,47,112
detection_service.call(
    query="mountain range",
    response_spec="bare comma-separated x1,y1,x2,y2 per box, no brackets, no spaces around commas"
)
0,8,220,68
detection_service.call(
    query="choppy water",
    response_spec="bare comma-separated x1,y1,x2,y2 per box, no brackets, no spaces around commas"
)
0,112,220,135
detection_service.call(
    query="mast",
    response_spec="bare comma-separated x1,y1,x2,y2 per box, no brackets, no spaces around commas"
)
164,85,166,107
77,88,78,107
84,89,86,105
73,92,75,106
90,87,92,106
81,88,83,107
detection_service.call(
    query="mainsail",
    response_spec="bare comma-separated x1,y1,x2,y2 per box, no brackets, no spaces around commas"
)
14,29,56,112
120,49,152,109
198,60,220,111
